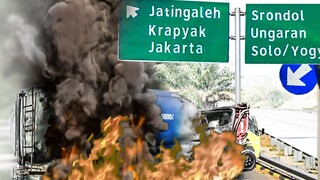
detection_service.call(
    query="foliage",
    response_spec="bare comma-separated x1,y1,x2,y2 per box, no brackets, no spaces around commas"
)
152,63,234,109
242,85,291,108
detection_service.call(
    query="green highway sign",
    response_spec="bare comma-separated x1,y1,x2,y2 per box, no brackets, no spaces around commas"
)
119,0,229,62
245,4,320,64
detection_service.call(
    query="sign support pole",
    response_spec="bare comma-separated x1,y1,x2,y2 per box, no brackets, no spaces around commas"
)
314,65,320,179
317,77,320,179
232,8,245,104
235,8,241,104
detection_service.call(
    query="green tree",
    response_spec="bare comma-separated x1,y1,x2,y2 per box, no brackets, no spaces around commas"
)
152,63,234,109
267,89,290,108
242,86,291,108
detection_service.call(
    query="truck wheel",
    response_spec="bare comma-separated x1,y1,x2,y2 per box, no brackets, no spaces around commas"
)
242,150,256,171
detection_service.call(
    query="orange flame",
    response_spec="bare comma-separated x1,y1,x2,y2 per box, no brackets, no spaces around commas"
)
42,145,79,180
44,116,245,180
143,131,245,180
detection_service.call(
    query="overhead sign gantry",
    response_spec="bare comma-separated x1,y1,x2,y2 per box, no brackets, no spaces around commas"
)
119,0,229,62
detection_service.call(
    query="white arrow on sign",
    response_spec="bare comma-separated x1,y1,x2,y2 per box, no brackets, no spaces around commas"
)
126,5,139,18
287,64,312,86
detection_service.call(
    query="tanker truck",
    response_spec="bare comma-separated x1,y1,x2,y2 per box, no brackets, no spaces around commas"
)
153,89,259,171
11,87,259,179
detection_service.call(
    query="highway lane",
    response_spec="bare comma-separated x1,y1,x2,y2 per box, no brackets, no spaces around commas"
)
241,170,274,180
0,118,16,180
251,108,317,158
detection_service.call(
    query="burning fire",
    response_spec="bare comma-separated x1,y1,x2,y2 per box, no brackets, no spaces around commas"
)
44,116,245,180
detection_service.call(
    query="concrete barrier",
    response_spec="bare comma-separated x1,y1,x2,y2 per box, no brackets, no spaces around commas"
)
293,150,303,162
305,156,316,170
271,137,277,146
283,145,293,156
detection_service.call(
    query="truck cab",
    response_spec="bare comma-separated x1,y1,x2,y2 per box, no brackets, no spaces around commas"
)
199,104,260,171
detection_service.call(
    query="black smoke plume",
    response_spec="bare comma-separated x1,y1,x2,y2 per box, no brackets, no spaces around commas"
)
2,0,168,179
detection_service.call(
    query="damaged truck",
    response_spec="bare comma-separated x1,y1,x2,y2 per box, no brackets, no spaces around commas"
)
11,87,260,179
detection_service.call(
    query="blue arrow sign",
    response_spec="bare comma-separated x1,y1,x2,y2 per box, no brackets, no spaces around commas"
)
279,64,317,95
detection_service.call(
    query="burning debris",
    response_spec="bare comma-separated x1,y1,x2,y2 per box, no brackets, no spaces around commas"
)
2,0,246,179
44,116,244,180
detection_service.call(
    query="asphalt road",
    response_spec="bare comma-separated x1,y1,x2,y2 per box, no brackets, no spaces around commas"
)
241,170,273,180
251,108,317,157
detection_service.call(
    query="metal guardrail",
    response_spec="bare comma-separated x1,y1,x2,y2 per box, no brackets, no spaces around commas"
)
260,130,317,178
258,154,317,180
262,130,318,167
